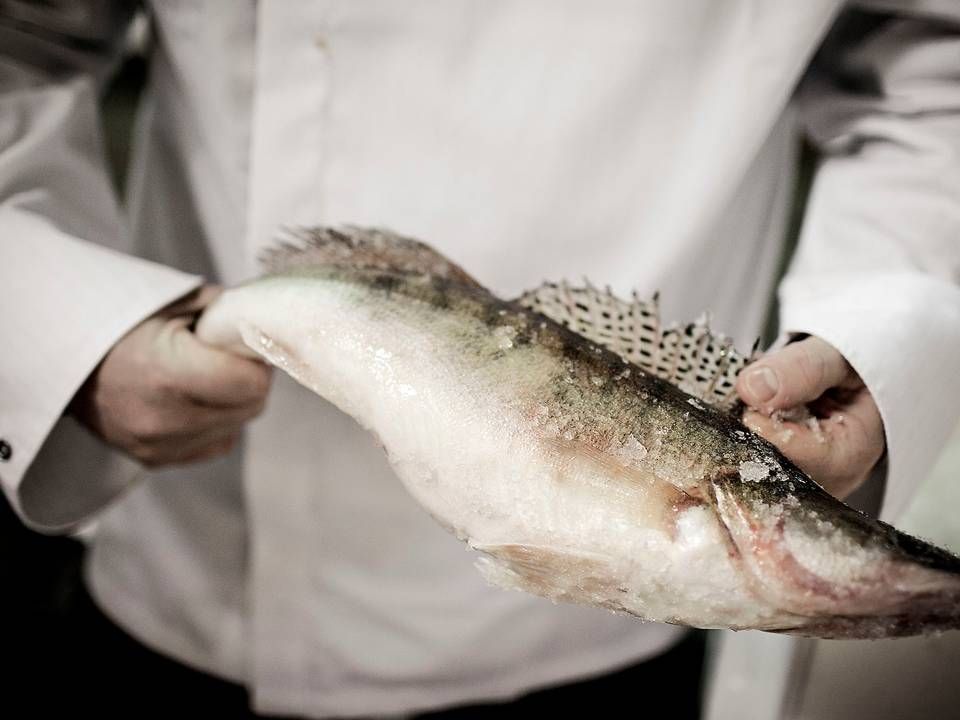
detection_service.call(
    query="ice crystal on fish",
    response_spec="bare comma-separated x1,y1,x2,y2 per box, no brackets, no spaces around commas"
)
738,460,770,482
806,416,826,444
613,434,648,467
493,325,517,350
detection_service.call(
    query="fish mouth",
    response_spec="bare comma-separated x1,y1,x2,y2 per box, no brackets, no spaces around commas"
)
769,612,960,639
709,469,960,638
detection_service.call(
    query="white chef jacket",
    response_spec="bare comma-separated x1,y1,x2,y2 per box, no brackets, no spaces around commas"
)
2,2,960,718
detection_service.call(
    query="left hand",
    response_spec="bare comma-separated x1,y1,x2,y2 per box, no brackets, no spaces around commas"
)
735,335,885,500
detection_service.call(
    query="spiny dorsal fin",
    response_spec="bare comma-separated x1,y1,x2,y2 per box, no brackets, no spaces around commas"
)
516,280,759,412
261,226,483,289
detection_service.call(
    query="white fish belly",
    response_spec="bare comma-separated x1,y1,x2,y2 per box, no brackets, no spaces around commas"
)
200,278,801,630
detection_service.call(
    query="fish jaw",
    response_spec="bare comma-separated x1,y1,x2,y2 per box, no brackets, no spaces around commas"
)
463,432,817,631
710,468,960,637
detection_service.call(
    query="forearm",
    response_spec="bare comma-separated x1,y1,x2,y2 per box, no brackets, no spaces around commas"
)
0,3,202,531
784,4,960,519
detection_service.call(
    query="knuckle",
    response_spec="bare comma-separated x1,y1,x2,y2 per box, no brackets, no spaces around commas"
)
195,436,237,462
799,343,827,388
236,408,260,427
145,363,179,397
133,443,166,468
130,412,169,441
852,427,884,470
247,396,268,419
130,407,174,444
248,365,273,398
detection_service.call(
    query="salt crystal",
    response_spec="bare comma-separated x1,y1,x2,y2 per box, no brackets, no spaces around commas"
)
493,325,517,350
738,460,769,482
806,416,826,444
779,406,812,423
614,434,649,467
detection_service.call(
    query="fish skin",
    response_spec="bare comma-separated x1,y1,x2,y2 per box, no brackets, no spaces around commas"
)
197,227,960,639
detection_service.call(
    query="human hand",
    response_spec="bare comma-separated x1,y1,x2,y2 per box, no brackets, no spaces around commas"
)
71,286,272,467
736,336,885,500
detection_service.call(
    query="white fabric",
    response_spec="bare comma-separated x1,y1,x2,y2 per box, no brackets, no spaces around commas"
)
1,2,959,718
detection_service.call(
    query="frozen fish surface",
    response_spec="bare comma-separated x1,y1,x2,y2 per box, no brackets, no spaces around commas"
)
196,227,960,639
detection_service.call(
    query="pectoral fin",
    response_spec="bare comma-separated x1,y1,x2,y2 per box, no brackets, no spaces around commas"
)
471,542,628,612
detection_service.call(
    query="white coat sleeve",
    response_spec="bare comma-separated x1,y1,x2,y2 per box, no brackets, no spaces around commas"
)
0,3,201,532
782,1,960,520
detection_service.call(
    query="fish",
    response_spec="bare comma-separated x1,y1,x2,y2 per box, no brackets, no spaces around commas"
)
196,226,960,639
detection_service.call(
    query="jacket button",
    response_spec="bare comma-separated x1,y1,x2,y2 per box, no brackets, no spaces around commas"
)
0,439,10,461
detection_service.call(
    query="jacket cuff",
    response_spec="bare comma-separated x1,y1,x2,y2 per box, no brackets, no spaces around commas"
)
0,211,202,532
778,270,960,521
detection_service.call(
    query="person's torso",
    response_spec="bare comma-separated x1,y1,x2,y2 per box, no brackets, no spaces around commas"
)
89,2,842,717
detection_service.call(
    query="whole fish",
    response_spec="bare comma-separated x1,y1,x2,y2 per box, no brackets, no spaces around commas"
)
197,226,960,639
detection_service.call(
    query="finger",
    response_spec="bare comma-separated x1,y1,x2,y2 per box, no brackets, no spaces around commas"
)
743,395,884,499
742,409,827,472
141,399,266,440
737,337,853,413
140,433,240,468
161,285,223,318
165,324,273,407
137,424,243,462
175,434,240,465
188,395,268,426
823,390,885,481
175,432,240,464
742,409,845,494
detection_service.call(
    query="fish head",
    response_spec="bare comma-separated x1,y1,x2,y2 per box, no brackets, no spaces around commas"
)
709,463,960,637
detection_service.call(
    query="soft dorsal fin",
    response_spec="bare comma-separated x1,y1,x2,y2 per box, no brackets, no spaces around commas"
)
261,226,483,289
516,280,758,412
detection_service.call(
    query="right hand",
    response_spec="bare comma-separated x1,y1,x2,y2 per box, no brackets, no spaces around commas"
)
71,286,273,467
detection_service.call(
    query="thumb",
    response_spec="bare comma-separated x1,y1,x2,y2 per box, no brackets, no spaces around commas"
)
165,318,273,407
160,285,223,318
736,336,851,412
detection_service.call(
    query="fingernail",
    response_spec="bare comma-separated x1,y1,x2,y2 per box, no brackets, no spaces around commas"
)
746,366,779,403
